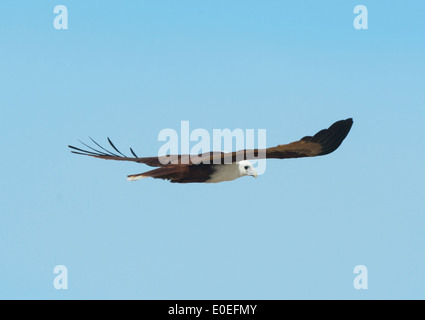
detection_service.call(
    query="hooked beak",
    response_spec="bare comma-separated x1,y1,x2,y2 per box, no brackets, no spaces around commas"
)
250,169,258,178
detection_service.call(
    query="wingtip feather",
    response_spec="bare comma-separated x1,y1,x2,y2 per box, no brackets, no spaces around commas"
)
317,118,353,156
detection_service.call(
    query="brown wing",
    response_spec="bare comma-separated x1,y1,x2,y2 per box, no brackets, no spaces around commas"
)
265,117,353,159
197,118,353,163
68,137,165,167
69,118,353,166
127,164,215,183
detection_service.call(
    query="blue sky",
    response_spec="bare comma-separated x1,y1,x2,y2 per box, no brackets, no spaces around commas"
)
0,1,424,299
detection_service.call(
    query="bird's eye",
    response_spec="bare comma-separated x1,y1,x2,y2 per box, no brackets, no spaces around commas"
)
244,166,249,170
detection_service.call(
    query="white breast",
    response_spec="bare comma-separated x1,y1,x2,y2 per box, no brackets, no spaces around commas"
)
205,164,242,183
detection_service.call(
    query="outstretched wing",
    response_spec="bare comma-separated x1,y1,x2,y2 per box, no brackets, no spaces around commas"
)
199,118,353,163
69,118,353,166
68,137,166,167
266,117,353,158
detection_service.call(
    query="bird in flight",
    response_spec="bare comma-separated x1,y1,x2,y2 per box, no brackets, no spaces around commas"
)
69,118,353,183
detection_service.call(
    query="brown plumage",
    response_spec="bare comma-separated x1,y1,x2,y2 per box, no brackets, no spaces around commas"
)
127,164,215,183
68,118,353,183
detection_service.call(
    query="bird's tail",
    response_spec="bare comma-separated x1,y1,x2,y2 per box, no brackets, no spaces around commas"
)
127,174,148,181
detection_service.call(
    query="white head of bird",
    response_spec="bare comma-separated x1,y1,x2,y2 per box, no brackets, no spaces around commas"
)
238,160,258,178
